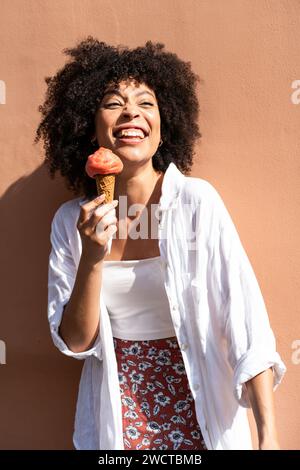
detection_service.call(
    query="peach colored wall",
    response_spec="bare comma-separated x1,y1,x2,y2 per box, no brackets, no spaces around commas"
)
0,0,299,449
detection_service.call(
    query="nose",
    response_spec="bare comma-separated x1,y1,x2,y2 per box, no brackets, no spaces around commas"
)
121,103,140,119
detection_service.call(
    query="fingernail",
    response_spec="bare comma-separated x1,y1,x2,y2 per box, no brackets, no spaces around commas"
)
112,200,119,206
95,194,105,203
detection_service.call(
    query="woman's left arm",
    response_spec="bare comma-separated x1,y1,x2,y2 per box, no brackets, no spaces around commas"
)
246,367,280,449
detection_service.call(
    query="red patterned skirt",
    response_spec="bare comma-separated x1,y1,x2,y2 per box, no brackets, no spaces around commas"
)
113,336,207,450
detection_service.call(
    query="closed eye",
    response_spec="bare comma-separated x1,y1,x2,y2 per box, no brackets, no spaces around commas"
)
105,102,122,107
104,101,154,108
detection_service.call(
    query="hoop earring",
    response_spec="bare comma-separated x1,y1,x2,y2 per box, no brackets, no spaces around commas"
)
159,139,163,147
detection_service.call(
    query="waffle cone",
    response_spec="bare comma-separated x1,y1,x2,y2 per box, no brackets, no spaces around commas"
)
95,174,115,203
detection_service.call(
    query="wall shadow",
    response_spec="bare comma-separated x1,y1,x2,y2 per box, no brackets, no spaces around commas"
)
0,164,83,449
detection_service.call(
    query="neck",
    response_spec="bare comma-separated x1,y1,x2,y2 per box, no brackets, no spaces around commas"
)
114,161,163,208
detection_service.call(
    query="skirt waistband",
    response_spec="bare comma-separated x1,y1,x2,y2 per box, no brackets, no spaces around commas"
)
113,336,180,357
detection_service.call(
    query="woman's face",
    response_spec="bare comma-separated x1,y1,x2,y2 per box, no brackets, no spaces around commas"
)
94,79,161,167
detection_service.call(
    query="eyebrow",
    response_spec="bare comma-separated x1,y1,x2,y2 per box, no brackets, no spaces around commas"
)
103,90,155,99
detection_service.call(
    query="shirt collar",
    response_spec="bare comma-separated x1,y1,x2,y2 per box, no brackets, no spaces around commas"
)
158,162,185,211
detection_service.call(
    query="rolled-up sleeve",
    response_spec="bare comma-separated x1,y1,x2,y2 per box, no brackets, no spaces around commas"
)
48,207,102,361
214,195,286,407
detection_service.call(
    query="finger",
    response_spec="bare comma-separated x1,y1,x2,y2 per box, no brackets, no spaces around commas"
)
79,205,117,237
89,200,118,227
96,212,117,236
78,194,106,224
97,223,117,243
106,224,118,238
99,211,118,230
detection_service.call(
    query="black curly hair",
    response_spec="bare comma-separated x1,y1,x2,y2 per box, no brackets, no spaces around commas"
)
35,37,201,198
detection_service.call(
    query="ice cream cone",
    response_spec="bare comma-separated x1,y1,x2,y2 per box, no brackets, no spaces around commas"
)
85,147,123,255
95,174,115,204
85,147,123,203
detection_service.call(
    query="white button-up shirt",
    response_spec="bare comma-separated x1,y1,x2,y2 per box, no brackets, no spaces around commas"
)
48,162,286,450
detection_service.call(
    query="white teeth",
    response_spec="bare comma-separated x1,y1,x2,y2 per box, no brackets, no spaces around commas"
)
116,128,145,138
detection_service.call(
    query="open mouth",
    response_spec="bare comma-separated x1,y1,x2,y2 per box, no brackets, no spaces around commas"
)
113,127,149,143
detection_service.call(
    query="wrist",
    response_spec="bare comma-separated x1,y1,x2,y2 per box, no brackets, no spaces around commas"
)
80,249,104,270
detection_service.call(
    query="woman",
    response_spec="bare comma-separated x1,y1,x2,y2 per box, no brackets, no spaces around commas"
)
36,37,286,450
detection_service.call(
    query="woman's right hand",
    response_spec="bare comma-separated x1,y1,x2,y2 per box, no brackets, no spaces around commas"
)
77,194,118,264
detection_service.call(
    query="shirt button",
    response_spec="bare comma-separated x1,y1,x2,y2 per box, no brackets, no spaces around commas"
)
172,304,178,311
194,384,200,391
180,343,188,351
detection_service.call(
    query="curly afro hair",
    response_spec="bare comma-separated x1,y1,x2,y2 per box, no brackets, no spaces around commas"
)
35,37,201,198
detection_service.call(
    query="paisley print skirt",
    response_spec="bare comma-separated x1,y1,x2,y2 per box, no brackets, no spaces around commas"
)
113,336,207,450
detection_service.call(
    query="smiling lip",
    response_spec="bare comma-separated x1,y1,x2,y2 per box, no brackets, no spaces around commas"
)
115,136,147,145
113,125,149,138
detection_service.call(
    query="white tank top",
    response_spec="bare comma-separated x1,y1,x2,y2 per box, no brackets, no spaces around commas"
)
102,256,176,340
